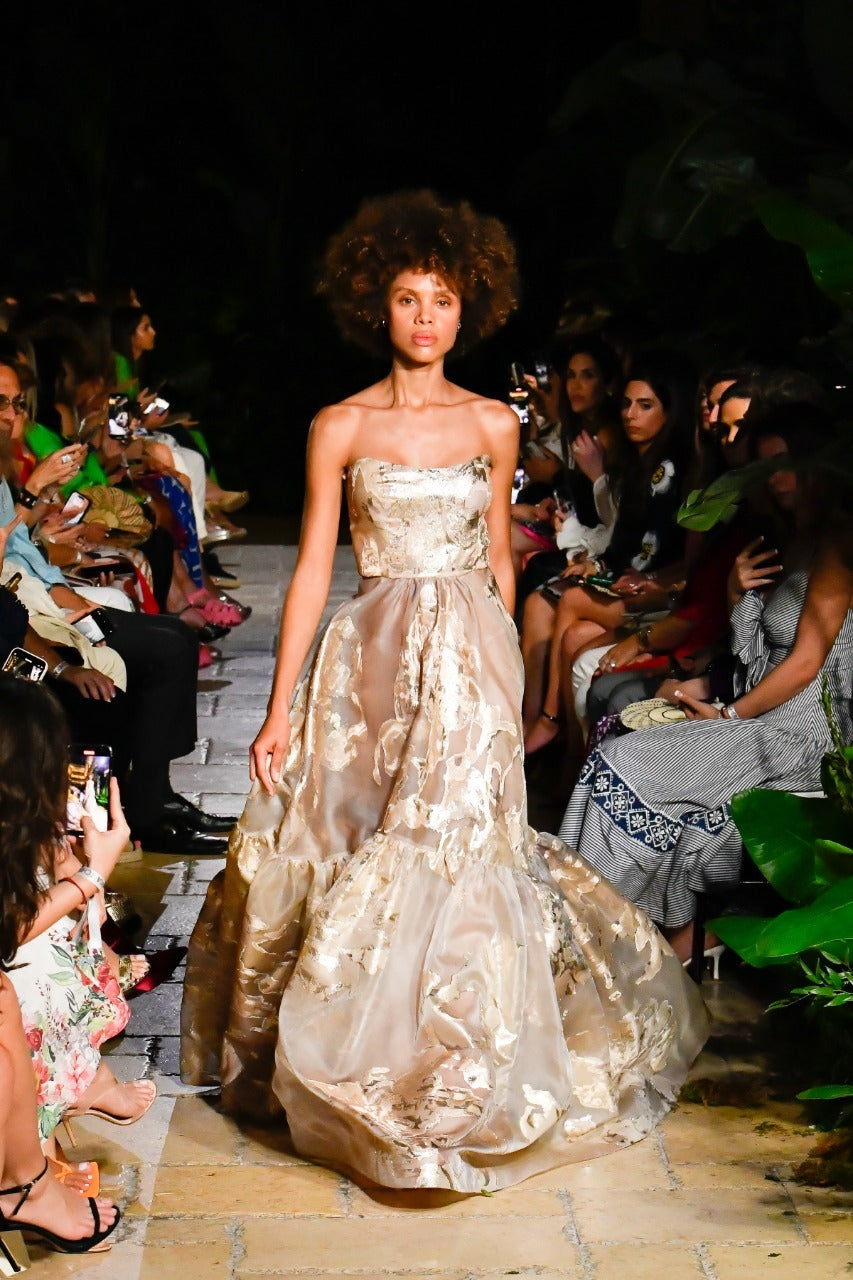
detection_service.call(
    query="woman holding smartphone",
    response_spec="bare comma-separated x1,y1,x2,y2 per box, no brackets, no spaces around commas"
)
0,676,157,1175
181,189,707,1193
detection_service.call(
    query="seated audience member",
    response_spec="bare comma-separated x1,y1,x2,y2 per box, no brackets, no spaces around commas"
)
558,399,853,961
0,356,236,853
513,334,625,596
0,676,150,1193
521,350,697,773
0,973,120,1256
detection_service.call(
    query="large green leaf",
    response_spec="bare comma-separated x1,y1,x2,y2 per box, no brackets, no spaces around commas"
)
797,1085,853,1100
754,189,853,307
709,877,853,966
731,789,853,903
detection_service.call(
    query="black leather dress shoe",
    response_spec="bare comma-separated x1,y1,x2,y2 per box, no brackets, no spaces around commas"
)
162,795,239,833
131,819,229,856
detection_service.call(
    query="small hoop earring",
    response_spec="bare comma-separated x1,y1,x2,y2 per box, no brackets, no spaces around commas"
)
457,322,461,331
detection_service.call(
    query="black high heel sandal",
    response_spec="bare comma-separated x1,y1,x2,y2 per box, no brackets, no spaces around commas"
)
0,1161,120,1256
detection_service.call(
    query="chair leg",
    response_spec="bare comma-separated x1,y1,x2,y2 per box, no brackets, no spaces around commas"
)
688,895,707,984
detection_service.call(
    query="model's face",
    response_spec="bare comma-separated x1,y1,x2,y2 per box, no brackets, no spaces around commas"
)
0,365,24,439
386,271,461,362
757,434,798,509
133,314,156,354
621,380,666,453
565,353,607,416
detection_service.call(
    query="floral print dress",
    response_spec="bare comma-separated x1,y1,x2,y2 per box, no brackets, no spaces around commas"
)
8,899,130,1140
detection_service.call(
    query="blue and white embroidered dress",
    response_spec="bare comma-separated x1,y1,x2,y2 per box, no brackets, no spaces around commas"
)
559,570,853,928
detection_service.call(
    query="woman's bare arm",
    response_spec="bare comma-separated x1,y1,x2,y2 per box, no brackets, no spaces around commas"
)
483,405,521,617
250,408,354,792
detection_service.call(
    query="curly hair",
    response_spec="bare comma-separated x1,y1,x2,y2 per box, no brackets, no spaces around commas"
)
0,675,69,968
316,188,520,359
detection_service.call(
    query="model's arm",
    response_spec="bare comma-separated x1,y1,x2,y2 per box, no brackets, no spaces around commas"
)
483,405,520,617
251,409,354,793
676,544,853,720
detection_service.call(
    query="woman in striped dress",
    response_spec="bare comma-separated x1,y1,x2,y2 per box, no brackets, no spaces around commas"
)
558,400,853,961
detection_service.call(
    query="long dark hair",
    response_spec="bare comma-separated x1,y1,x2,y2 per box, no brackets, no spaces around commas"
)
748,400,851,550
0,676,69,967
617,348,697,517
111,306,145,366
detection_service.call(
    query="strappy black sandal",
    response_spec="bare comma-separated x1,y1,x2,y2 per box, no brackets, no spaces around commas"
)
0,1161,120,1255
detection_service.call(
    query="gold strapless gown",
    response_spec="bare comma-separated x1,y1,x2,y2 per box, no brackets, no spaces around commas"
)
181,455,709,1192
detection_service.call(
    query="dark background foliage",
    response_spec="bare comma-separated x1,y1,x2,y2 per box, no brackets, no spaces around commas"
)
3,0,852,515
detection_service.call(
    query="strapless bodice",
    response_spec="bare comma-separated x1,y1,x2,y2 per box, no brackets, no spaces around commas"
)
346,455,492,578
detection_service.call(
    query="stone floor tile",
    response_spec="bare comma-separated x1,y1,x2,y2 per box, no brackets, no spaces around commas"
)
585,1243,705,1279
348,1184,565,1216
661,1102,814,1166
138,897,209,940
150,1163,345,1216
23,1241,143,1277
521,1135,669,1191
675,1161,789,1190
138,1240,232,1280
569,1185,804,1244
707,1244,853,1278
120,979,186,1034
785,1186,853,1243
159,1094,243,1165
239,1216,581,1273
235,1123,316,1167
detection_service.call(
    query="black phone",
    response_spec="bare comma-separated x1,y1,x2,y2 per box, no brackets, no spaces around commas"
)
72,606,115,645
66,742,112,835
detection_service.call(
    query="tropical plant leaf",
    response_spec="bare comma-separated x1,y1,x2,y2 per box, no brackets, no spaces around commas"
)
731,789,853,903
709,878,853,966
797,1085,853,1100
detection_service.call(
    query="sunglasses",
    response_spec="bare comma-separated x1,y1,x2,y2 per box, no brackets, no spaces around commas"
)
0,394,27,414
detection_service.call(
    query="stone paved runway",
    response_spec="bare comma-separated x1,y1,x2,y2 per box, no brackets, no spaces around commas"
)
31,542,852,1279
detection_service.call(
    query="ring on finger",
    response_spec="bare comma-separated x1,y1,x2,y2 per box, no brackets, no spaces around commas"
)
61,453,71,464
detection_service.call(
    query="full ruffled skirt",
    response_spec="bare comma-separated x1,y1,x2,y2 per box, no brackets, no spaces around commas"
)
181,571,708,1190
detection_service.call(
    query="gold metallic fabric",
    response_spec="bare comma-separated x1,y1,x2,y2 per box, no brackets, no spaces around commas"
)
181,455,708,1191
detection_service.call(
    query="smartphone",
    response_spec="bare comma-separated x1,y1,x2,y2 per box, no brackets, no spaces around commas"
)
2,647,48,682
144,396,170,415
67,558,136,581
60,492,91,526
67,743,112,835
553,488,573,518
532,358,551,390
72,606,115,644
107,394,133,439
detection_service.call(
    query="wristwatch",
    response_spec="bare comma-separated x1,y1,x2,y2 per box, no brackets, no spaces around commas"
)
16,487,39,509
721,703,740,720
49,660,70,680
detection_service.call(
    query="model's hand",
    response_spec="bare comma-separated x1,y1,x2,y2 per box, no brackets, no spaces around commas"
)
729,537,783,599
251,711,291,795
81,777,130,882
670,688,721,720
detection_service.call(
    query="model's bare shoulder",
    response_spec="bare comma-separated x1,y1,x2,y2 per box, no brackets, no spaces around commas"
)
475,398,521,448
307,402,362,468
